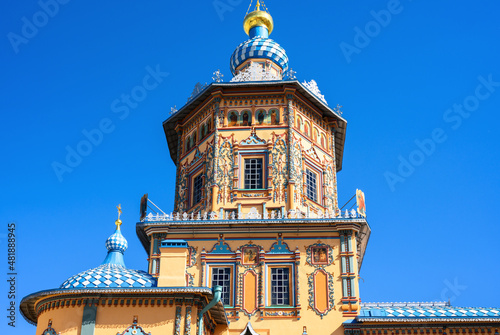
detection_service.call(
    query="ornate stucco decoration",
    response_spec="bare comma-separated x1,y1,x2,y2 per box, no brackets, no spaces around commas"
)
271,132,288,203
231,63,281,82
302,80,327,104
217,134,236,205
307,268,335,319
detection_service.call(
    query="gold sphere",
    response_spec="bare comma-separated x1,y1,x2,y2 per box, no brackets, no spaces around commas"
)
243,10,274,36
115,219,122,229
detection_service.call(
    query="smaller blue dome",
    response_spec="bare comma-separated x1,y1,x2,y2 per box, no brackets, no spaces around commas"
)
105,229,128,254
60,264,156,289
230,37,289,75
59,216,156,289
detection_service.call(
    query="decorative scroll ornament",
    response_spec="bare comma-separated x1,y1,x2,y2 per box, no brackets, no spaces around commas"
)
212,69,224,83
305,146,321,162
217,136,235,205
41,325,57,335
118,321,151,335
245,207,262,219
307,268,335,319
187,246,197,268
184,306,192,335
170,105,178,115
333,104,343,115
187,82,208,102
324,164,338,213
231,63,280,82
175,306,182,335
286,68,297,80
302,80,327,104
271,135,288,203
240,127,267,145
268,238,293,254
208,239,234,254
176,164,188,212
186,272,194,287
205,143,215,208
291,141,304,204
242,193,265,197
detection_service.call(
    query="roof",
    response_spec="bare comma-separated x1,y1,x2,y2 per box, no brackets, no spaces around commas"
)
58,224,156,290
230,36,289,74
348,303,500,323
20,287,228,326
162,80,347,171
59,263,157,289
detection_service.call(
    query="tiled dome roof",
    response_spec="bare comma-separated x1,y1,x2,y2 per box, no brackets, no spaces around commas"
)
105,228,128,254
59,264,156,289
60,217,156,289
230,37,289,75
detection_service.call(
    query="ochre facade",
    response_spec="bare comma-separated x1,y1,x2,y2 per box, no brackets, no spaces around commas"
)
171,85,342,217
20,3,500,335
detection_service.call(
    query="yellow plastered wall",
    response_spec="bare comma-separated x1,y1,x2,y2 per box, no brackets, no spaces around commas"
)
36,303,200,335
176,91,339,217
94,304,185,335
36,306,83,335
158,246,188,287
171,231,358,335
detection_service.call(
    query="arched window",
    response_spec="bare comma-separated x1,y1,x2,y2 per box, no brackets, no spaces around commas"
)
304,123,309,137
257,111,265,125
313,128,319,142
242,111,251,126
186,135,192,152
192,132,197,146
229,112,238,126
270,110,279,125
321,134,326,148
297,116,303,131
201,123,207,138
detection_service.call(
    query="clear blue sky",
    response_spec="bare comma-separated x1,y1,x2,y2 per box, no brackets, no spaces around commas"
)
1,0,499,332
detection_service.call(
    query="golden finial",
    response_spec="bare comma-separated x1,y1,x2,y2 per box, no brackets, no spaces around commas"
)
243,0,273,36
115,204,123,229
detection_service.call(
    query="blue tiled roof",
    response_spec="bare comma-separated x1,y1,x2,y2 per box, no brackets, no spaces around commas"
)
358,305,500,321
59,264,156,289
230,37,289,75
59,225,156,289
105,229,128,254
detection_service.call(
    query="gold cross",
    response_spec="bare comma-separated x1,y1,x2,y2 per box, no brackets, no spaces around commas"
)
117,204,122,220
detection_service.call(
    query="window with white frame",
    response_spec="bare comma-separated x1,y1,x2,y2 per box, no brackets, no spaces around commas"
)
306,168,318,202
244,158,263,189
211,267,231,305
270,267,290,306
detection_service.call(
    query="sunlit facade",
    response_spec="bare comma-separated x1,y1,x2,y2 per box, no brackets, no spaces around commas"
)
21,3,500,335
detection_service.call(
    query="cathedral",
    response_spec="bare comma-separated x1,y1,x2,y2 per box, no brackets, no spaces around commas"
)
20,2,500,335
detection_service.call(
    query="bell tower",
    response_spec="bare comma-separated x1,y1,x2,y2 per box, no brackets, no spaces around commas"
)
164,2,346,219
143,2,369,334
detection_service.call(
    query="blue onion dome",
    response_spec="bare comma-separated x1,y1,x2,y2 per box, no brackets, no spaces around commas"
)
59,212,156,289
230,1,289,76
105,219,128,254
